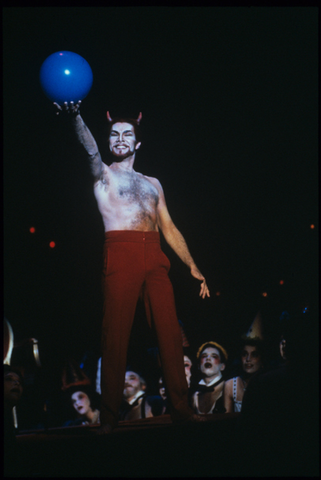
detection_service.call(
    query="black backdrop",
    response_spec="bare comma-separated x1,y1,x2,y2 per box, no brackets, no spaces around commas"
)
4,7,318,389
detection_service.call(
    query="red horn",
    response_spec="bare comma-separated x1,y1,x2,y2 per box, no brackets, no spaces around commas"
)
136,112,142,125
106,111,113,122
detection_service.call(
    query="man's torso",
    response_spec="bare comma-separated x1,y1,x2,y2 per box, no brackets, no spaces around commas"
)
94,165,160,232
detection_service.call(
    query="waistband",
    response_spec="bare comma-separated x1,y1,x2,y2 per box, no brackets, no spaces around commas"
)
104,230,160,243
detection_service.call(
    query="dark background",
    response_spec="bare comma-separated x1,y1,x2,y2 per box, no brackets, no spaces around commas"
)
4,7,318,393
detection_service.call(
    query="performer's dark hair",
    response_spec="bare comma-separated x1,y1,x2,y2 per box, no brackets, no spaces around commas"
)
240,338,266,366
240,337,264,351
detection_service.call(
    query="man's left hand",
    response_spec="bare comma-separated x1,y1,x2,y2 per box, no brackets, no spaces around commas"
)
190,265,210,299
53,100,81,116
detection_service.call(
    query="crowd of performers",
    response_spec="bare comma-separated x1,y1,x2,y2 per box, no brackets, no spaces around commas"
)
4,305,318,476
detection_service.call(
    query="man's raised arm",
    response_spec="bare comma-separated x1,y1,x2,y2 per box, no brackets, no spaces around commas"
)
55,101,104,180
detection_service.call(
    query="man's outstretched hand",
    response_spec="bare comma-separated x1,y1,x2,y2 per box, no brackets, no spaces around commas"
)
53,100,81,116
190,265,210,299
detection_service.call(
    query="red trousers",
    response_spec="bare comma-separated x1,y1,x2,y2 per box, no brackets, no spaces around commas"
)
100,230,193,427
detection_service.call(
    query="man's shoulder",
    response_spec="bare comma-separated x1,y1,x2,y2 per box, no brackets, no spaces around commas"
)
137,174,163,194
139,173,161,186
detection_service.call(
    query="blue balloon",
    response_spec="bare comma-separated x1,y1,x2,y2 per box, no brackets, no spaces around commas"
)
40,51,93,105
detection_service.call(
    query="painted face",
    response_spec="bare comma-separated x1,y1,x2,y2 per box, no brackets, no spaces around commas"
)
71,391,92,416
184,356,192,387
4,372,23,407
123,371,144,399
109,122,141,159
200,347,225,379
158,377,167,400
241,345,263,374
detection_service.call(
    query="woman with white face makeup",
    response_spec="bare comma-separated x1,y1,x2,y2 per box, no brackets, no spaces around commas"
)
64,386,100,426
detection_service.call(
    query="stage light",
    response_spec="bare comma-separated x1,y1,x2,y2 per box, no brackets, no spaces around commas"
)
49,241,56,248
215,292,221,296
310,224,315,229
262,292,268,297
279,280,284,285
29,227,36,233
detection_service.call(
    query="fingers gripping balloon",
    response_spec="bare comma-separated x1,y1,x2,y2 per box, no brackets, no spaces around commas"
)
40,51,93,105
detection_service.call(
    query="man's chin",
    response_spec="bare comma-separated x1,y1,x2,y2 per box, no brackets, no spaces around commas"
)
111,151,131,161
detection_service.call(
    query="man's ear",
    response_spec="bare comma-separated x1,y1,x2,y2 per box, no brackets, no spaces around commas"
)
135,141,141,151
142,383,146,391
220,363,226,372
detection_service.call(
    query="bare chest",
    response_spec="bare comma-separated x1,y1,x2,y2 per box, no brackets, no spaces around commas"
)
99,170,159,208
116,173,158,206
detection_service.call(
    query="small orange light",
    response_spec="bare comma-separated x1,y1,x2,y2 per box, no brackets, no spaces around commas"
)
49,241,56,248
279,280,284,285
262,292,268,297
29,227,36,233
216,292,221,296
310,224,315,229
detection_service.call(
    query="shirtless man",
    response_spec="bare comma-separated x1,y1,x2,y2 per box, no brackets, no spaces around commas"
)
55,101,210,433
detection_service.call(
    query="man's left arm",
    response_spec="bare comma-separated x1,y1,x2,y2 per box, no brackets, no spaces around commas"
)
152,178,210,299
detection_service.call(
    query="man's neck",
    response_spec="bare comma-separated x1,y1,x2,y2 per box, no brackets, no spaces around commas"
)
110,154,136,172
202,372,222,385
126,390,145,405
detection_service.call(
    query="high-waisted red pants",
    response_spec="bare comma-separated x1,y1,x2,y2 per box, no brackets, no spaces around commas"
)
100,230,193,427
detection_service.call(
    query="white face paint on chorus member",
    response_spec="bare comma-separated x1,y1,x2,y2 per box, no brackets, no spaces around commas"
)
199,347,225,382
71,391,93,417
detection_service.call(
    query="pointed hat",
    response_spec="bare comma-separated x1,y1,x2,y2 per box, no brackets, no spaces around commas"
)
242,312,264,341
